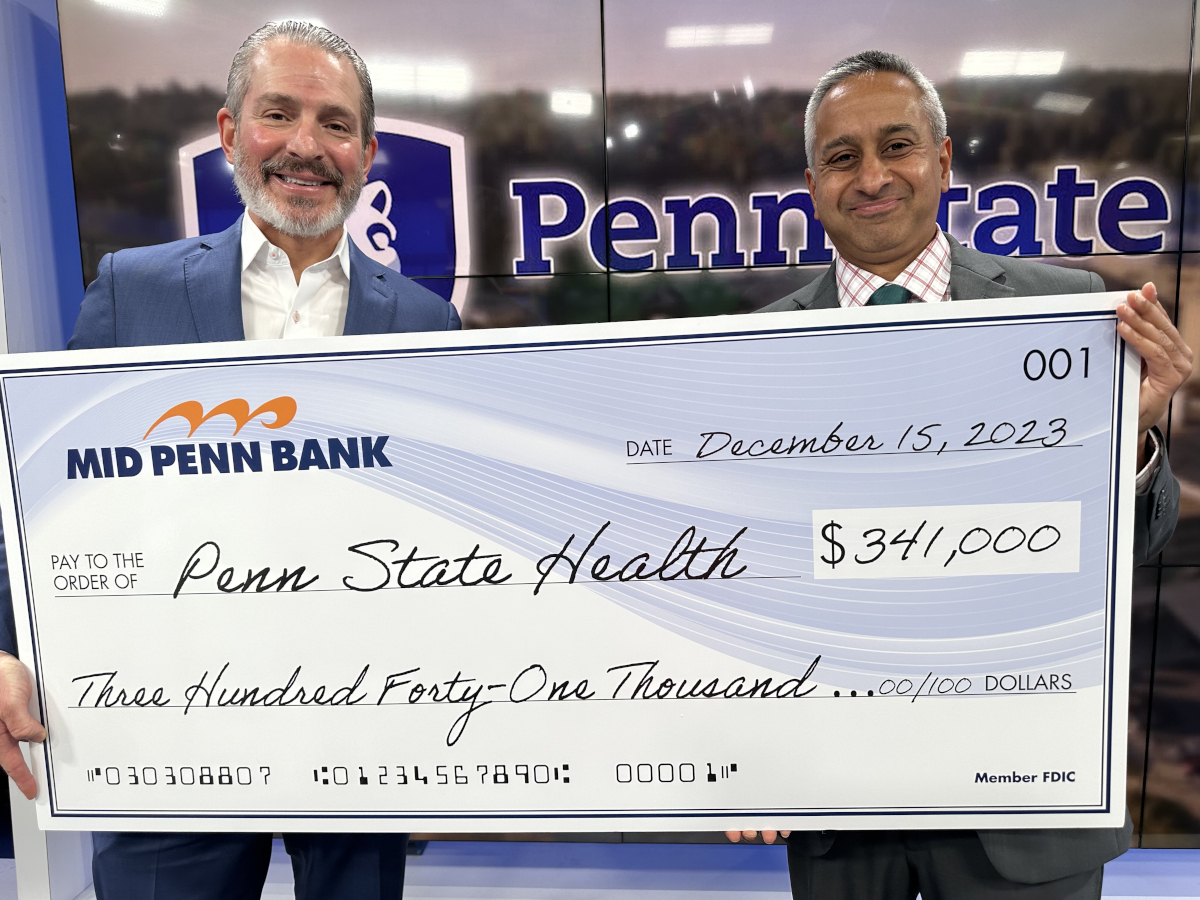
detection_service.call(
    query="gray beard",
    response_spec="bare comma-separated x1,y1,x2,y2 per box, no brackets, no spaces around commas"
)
232,144,363,238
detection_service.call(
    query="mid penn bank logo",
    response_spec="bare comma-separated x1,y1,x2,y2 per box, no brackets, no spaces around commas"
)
66,397,392,480
178,118,470,310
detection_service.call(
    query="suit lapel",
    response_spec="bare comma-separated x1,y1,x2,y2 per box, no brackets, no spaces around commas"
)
343,242,397,335
803,267,840,309
182,220,245,342
947,237,1015,301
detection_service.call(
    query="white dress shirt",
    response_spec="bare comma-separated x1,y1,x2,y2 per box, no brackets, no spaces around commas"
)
240,215,351,340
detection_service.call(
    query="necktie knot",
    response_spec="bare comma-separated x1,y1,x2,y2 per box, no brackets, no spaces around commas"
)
867,283,914,306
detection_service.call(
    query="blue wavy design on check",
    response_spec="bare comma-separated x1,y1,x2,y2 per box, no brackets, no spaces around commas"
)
4,316,1120,690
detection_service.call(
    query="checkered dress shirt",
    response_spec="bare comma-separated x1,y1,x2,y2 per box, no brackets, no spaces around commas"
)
834,230,952,307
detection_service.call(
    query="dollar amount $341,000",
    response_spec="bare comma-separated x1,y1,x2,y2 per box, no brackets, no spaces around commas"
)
811,502,1082,580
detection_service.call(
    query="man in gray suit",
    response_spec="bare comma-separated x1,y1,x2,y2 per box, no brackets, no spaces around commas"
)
727,51,1193,900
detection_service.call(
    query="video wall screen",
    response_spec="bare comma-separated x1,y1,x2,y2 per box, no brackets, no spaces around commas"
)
56,0,1200,844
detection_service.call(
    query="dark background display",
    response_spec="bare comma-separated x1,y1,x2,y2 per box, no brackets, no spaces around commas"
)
36,0,1200,846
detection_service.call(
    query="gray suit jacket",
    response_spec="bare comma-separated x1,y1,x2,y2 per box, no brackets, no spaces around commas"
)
763,236,1179,884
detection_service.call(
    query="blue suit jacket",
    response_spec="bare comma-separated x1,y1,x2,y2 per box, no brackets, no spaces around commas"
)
0,219,460,656
68,217,460,347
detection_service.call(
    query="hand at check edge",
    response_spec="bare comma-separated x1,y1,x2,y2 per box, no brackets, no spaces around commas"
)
1116,283,1194,468
725,830,791,844
0,651,45,799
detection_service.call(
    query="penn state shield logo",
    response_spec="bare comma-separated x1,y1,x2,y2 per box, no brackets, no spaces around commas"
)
178,118,470,310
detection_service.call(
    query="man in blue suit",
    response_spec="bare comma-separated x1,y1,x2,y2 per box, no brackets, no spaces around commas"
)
0,20,458,900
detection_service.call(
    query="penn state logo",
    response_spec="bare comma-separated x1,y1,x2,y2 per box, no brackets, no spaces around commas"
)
178,118,470,310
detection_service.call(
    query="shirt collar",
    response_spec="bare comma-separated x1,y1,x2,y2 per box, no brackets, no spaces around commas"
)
239,214,351,281
834,230,952,307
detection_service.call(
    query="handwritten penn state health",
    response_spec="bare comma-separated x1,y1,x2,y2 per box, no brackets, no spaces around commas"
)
0,295,1138,832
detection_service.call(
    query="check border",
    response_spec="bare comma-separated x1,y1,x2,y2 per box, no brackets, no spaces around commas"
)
0,301,1132,825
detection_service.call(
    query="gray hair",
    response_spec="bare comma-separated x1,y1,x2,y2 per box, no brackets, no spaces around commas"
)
805,50,947,169
226,21,375,147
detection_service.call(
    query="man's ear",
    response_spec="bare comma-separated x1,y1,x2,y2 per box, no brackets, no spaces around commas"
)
938,136,953,192
217,108,237,165
804,168,821,220
361,135,379,182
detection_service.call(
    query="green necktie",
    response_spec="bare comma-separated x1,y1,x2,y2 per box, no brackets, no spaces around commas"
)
867,283,914,305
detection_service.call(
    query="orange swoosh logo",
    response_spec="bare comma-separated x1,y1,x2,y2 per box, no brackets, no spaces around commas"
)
143,396,297,439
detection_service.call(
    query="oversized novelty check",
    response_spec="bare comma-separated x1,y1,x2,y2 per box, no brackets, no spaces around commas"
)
0,294,1138,832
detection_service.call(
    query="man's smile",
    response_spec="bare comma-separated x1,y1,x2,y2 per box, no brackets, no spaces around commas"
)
275,173,331,187
271,172,337,198
849,196,903,217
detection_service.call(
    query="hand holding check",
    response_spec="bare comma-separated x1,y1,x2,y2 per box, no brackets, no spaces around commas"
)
1116,283,1193,467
